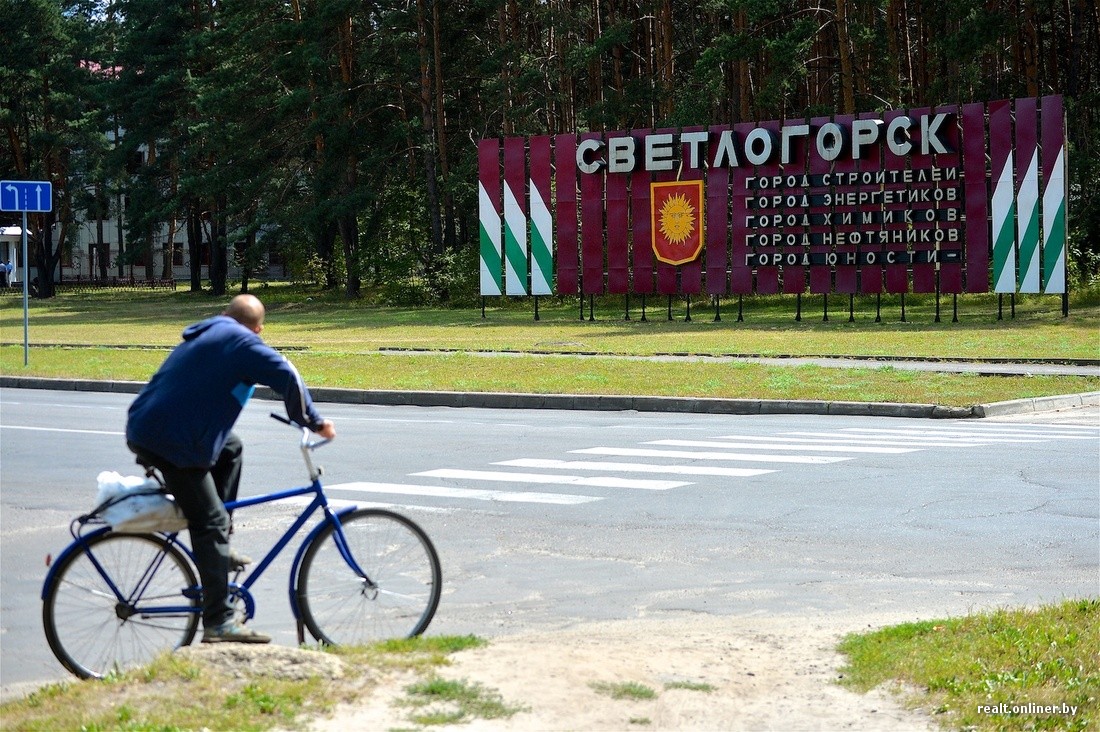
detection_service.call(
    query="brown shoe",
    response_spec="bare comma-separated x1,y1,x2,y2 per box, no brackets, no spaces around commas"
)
229,550,253,571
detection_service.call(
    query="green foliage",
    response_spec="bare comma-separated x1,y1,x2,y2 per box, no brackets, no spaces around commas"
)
0,635,488,730
4,0,1099,300
839,599,1100,731
401,677,527,725
589,680,658,700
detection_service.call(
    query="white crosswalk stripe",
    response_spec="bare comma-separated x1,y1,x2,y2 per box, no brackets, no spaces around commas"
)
321,421,1095,510
495,458,775,478
752,432,995,447
833,427,1097,440
572,446,851,464
411,468,691,490
646,438,920,454
325,481,601,505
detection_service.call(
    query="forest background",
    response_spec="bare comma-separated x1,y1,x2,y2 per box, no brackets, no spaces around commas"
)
2,0,1098,303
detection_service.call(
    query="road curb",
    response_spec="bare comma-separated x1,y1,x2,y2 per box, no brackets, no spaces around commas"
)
3,376,1096,419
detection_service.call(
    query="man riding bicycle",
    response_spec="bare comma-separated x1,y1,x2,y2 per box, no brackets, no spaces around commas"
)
126,294,336,643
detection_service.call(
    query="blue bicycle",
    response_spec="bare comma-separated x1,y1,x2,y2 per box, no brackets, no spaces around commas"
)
41,414,442,680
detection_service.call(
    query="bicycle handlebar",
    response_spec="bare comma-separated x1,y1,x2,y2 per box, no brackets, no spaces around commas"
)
269,413,332,449
270,413,329,481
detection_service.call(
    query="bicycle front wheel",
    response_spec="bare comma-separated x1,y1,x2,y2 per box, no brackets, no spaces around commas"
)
298,508,441,645
42,532,200,679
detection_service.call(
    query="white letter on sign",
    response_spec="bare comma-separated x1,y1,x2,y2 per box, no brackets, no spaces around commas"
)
681,130,709,169
607,136,637,173
887,116,913,156
851,119,882,159
645,133,675,171
744,128,777,165
576,138,605,174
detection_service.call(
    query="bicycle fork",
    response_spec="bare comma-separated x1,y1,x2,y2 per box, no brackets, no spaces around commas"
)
288,505,376,644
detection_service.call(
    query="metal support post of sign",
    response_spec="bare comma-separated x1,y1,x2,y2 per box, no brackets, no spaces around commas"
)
685,296,691,322
21,210,29,366
588,294,595,322
953,294,959,323
795,293,802,322
900,293,907,322
666,295,672,321
822,294,829,322
533,295,540,321
2,179,53,365
624,293,630,321
848,294,855,322
641,294,647,322
737,294,743,322
935,283,942,323
713,295,721,322
875,293,882,322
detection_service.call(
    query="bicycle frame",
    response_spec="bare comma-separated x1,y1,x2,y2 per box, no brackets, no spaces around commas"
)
42,419,375,644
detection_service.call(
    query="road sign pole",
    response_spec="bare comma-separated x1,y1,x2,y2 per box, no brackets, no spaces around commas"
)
2,179,53,366
22,210,29,366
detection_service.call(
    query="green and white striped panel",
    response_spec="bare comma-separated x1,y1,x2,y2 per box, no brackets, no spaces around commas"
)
1041,96,1067,295
991,151,1016,294
503,138,528,295
478,139,503,296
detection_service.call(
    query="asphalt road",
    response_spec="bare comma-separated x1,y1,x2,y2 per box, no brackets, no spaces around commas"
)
1,388,1097,699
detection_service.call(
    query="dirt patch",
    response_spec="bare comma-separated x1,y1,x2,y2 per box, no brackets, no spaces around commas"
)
296,613,936,731
176,644,348,683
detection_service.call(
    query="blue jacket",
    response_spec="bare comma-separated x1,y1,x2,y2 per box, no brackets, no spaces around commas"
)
127,314,324,468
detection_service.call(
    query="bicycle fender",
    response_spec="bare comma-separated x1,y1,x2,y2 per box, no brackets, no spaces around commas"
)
287,506,359,621
42,527,110,601
40,529,194,601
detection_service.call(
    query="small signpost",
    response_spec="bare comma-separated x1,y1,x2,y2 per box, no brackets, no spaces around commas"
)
1,180,53,365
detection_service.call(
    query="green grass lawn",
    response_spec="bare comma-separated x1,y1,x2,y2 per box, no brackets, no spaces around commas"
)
840,599,1099,731
1,285,1097,406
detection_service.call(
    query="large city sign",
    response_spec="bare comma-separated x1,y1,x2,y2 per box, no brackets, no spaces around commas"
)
478,96,1067,301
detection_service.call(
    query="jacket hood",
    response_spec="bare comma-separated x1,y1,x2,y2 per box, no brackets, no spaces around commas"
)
181,315,231,341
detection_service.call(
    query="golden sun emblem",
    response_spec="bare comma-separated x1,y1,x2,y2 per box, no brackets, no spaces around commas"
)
659,193,696,244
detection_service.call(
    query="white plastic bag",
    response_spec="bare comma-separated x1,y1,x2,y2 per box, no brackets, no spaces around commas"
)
94,471,189,533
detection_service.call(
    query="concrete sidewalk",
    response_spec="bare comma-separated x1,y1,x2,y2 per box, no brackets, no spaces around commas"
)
2,374,1097,420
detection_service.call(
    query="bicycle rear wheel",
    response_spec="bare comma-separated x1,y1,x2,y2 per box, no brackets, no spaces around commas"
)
42,532,200,679
298,508,441,645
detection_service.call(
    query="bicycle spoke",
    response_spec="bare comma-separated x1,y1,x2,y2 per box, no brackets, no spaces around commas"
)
298,509,441,645
43,533,200,679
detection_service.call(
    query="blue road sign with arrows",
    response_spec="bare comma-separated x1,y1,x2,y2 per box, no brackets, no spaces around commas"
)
0,180,53,213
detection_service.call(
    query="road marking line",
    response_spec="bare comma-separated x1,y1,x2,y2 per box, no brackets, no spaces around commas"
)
326,481,602,505
572,447,851,464
747,432,993,447
281,496,457,514
837,427,1096,440
647,439,920,454
0,425,124,436
411,468,691,490
495,458,775,478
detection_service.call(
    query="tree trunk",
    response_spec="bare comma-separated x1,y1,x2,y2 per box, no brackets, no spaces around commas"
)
835,0,856,114
431,0,455,252
417,0,444,262
209,198,227,295
187,201,202,291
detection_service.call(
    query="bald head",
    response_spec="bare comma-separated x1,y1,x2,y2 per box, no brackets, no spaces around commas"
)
224,294,265,333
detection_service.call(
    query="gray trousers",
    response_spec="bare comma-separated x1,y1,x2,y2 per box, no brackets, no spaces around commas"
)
129,434,243,628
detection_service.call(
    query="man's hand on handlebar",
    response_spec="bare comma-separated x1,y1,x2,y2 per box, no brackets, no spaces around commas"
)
314,419,336,440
